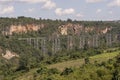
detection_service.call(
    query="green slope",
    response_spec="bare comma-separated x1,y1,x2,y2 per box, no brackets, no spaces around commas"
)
4,50,120,80
48,50,120,71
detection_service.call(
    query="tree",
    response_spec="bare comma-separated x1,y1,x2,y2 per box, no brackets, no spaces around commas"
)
48,68,60,74
84,57,90,64
112,54,120,80
17,56,30,71
36,67,48,74
61,68,73,75
67,18,72,23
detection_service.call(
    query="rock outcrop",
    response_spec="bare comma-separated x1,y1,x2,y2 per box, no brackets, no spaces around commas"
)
58,23,112,35
58,23,83,35
2,24,44,35
101,27,111,34
2,50,19,60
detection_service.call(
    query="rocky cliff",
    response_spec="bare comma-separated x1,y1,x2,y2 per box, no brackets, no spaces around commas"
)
2,23,112,36
0,47,19,60
58,23,83,35
2,50,19,60
2,24,44,35
58,23,112,35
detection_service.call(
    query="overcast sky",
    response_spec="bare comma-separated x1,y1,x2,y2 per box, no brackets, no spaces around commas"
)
0,0,120,20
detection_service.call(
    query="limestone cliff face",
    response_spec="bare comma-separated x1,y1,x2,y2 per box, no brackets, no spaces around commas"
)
2,23,111,36
0,47,19,60
58,23,83,35
58,23,112,35
58,23,96,35
2,50,19,60
101,27,111,34
3,24,44,35
85,27,95,32
59,25,68,35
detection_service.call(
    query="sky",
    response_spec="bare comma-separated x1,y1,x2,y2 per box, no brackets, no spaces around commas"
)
0,0,120,20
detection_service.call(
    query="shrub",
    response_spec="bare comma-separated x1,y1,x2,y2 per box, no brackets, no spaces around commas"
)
96,69,108,77
61,68,73,75
48,68,60,74
84,57,90,64
37,67,48,74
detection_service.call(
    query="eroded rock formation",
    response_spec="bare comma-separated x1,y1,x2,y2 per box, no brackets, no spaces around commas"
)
58,23,83,35
3,24,44,35
101,27,111,34
2,50,19,60
58,23,112,35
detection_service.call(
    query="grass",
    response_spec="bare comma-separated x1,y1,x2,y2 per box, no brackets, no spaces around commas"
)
48,50,120,71
15,48,120,80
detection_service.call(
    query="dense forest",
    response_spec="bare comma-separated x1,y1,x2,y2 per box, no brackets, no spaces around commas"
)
0,17,120,80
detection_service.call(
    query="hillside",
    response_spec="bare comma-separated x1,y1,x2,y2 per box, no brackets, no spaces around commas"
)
0,17,120,80
7,49,120,80
48,49,120,71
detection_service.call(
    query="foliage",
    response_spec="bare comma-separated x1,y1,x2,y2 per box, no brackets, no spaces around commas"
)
61,68,73,75
0,17,120,80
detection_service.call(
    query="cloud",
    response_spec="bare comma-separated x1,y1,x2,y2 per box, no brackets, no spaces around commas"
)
18,0,46,4
0,0,56,10
0,0,13,3
0,6,14,15
42,0,56,9
86,0,104,3
0,0,51,4
76,13,84,18
55,8,75,16
24,8,35,13
108,11,113,14
18,0,56,9
108,0,120,7
96,9,102,13
0,0,13,6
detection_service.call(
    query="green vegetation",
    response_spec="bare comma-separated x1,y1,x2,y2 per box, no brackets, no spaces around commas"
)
0,17,120,80
48,49,120,71
3,49,119,80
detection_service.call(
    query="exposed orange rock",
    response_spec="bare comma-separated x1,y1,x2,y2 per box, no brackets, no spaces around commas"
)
2,50,19,60
58,23,112,35
85,27,95,32
3,24,44,35
101,27,111,34
59,23,83,35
